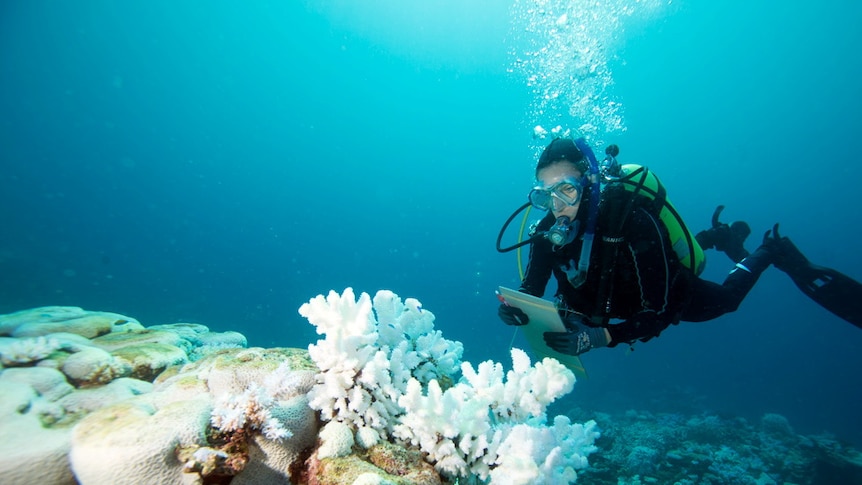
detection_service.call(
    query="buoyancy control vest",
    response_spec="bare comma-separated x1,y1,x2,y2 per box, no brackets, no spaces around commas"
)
604,164,705,276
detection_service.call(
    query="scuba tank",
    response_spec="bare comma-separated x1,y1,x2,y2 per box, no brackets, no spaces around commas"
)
606,163,706,276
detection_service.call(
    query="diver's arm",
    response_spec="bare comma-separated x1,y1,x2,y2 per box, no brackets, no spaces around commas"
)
606,311,670,345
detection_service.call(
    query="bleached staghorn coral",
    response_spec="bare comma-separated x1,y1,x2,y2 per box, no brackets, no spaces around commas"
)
300,288,599,484
394,348,597,482
488,415,600,485
300,288,463,439
209,361,304,440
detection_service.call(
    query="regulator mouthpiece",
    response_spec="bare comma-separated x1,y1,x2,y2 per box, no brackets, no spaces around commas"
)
547,216,578,247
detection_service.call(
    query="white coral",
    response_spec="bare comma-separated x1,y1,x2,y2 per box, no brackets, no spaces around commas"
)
301,288,463,436
393,349,584,481
210,362,304,440
299,289,599,484
210,384,291,440
489,416,600,485
0,336,63,365
317,420,354,459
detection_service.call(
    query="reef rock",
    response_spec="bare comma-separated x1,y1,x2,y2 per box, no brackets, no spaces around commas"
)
0,307,286,485
1,306,143,339
306,441,442,485
70,346,318,485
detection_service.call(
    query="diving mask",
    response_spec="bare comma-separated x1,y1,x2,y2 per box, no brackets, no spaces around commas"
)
528,177,583,212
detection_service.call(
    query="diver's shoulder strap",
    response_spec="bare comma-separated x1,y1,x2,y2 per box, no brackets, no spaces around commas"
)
599,185,635,236
593,168,665,321
592,185,636,323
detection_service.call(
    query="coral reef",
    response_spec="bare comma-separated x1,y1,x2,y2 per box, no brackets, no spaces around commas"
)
1,306,143,338
209,361,309,441
300,288,599,484
0,335,64,365
301,288,464,435
0,306,310,485
3,295,860,485
307,441,442,485
579,409,862,484
69,346,319,485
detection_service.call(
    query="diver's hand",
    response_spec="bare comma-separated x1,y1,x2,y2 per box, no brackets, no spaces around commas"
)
762,223,786,246
711,205,726,229
695,205,727,250
761,223,810,274
498,304,529,326
544,323,610,356
695,205,751,263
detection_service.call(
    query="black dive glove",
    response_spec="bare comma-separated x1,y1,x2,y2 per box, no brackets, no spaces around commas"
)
498,304,529,326
544,322,610,356
695,205,751,263
760,223,809,274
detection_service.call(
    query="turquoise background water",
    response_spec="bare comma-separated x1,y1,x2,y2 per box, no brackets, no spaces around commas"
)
2,1,861,446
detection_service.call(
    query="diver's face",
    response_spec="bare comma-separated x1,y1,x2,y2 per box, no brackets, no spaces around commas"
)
536,161,583,220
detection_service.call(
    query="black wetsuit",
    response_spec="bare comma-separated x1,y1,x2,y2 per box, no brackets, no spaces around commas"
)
519,195,763,346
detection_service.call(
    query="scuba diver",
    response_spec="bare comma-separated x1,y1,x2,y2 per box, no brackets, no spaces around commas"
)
496,136,862,356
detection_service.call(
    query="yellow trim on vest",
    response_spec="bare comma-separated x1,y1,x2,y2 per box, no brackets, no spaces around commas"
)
616,164,706,275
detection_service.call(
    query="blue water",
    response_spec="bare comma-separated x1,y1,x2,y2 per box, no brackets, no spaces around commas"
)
2,0,861,448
